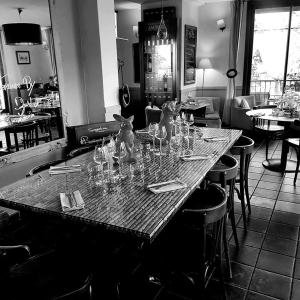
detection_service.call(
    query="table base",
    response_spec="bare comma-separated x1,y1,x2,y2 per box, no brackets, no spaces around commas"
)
262,159,298,173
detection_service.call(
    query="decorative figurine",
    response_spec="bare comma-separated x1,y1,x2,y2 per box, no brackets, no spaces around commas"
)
159,100,181,142
113,114,135,162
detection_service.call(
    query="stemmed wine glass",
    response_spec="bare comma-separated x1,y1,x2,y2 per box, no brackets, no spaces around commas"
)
93,145,107,185
155,126,167,156
185,113,194,139
117,142,127,180
148,123,159,153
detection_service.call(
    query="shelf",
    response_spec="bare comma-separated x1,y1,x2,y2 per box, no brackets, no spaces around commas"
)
144,91,172,94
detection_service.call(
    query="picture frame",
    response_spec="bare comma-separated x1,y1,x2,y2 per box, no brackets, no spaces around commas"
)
16,51,31,64
184,25,197,85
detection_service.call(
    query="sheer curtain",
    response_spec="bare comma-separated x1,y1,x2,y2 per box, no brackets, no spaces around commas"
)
222,0,245,126
43,27,57,76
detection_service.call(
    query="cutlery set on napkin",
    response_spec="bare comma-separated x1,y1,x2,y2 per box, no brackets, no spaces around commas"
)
147,179,187,194
203,136,229,142
49,165,82,175
179,154,211,161
60,190,85,212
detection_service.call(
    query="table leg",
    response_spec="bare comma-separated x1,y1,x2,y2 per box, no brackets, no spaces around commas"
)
4,129,11,152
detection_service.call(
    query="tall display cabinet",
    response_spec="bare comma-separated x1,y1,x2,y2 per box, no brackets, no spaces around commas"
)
138,7,177,108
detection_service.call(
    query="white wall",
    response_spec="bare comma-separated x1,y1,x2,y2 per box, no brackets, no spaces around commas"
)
0,30,52,84
117,9,141,88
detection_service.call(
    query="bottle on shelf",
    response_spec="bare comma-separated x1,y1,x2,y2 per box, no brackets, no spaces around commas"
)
147,55,152,73
163,73,168,92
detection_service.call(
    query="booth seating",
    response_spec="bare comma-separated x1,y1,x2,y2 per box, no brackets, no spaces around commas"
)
66,121,120,151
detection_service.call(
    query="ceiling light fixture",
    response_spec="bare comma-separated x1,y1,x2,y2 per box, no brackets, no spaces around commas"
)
157,0,168,40
2,8,42,45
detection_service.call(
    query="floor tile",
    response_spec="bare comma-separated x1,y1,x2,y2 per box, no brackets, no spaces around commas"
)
275,201,300,215
263,170,284,177
294,259,300,280
237,217,268,233
249,167,265,174
249,206,272,221
250,196,276,209
206,280,247,300
257,181,280,191
261,174,283,183
229,244,260,267
249,268,292,300
251,156,265,162
283,177,300,186
256,250,294,277
251,161,264,168
246,290,282,300
249,172,263,180
271,211,300,226
286,172,298,178
225,262,254,289
253,188,279,200
281,184,300,195
278,192,300,203
291,279,300,300
262,234,297,257
230,228,264,248
267,221,299,241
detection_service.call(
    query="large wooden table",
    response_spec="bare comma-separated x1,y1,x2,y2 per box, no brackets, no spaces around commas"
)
0,128,241,243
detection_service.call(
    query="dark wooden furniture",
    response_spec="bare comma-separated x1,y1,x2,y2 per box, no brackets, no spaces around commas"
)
282,119,300,184
0,128,241,243
230,135,255,228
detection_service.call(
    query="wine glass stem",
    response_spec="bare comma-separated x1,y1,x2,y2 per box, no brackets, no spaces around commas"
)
153,136,155,150
187,125,190,139
160,139,162,155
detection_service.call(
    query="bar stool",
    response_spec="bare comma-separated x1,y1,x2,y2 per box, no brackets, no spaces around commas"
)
230,135,254,229
205,154,239,248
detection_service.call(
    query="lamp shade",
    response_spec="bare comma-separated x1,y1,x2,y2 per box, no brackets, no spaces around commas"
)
198,58,212,69
2,23,42,45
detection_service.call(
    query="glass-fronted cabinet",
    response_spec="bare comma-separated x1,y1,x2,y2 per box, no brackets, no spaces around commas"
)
139,8,177,108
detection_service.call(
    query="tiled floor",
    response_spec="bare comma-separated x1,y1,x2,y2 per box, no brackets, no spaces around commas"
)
215,139,300,300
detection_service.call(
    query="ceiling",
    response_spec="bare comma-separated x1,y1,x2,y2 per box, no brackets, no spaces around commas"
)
0,0,51,27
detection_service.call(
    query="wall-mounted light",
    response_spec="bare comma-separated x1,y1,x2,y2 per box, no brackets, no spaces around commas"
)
217,19,226,31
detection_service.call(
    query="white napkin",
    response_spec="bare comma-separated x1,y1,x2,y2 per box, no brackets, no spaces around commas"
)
147,179,187,194
204,137,228,142
49,164,81,175
60,190,85,212
180,154,211,161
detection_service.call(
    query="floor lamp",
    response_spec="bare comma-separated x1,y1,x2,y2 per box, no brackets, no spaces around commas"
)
198,58,212,96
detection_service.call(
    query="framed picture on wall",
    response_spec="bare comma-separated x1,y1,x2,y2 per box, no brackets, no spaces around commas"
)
16,51,31,64
184,25,197,85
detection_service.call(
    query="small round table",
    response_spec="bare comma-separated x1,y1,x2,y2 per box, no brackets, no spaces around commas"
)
246,108,298,172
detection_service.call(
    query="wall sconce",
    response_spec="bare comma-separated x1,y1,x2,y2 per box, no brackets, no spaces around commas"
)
217,19,226,31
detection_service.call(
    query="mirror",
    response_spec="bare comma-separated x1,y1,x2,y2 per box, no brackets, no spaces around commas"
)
0,0,63,158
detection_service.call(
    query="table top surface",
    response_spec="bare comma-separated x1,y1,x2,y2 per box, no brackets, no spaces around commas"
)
0,128,241,243
246,108,298,123
181,101,210,111
0,114,51,131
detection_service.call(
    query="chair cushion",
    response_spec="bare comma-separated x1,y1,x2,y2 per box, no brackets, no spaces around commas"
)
205,101,215,114
204,112,220,120
240,98,250,109
286,138,300,147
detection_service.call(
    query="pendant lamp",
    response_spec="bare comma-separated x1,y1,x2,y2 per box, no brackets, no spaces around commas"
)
157,0,168,40
2,8,42,46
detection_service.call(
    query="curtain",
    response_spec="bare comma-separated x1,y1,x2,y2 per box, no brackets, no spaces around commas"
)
43,27,57,76
222,0,245,126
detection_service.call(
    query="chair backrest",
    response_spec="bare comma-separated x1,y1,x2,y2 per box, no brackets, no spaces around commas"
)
145,106,162,126
26,159,66,177
67,146,94,159
230,135,254,156
206,154,239,185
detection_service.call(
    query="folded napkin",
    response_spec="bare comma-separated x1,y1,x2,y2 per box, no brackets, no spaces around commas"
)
49,164,81,175
147,179,187,194
204,137,228,142
60,190,84,212
180,154,211,161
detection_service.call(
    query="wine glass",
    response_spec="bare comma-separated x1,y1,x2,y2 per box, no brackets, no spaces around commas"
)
155,126,167,156
185,113,194,139
93,145,107,184
118,142,127,180
148,123,159,153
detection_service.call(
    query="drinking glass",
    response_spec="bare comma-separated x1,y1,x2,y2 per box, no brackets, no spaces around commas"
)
93,145,107,184
185,113,194,139
118,142,127,180
148,123,159,153
155,126,167,156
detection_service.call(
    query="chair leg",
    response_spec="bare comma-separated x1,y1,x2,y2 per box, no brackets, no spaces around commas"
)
265,136,269,161
220,221,229,300
245,155,251,215
294,149,300,185
229,181,239,248
223,224,232,279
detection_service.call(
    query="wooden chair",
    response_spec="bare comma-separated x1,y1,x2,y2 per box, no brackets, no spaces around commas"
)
230,135,255,229
26,159,66,177
6,122,38,152
0,246,92,299
282,119,300,185
35,112,53,143
253,105,284,160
